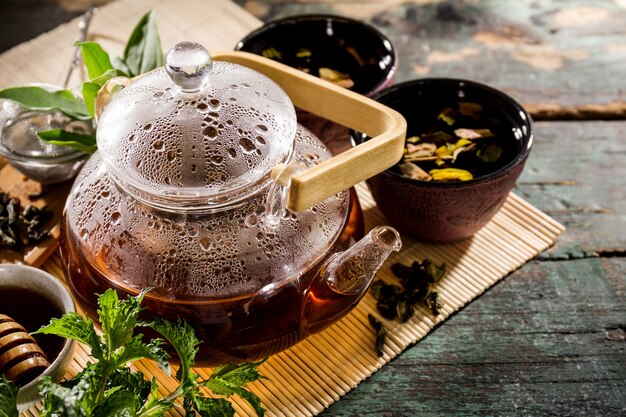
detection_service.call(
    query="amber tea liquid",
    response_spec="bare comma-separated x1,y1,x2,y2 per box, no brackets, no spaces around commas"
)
62,190,364,366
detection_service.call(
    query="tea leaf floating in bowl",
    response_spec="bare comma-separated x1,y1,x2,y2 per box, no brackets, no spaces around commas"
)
394,101,510,182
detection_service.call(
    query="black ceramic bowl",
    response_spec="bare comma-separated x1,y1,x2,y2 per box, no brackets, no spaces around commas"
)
235,14,397,96
353,78,533,243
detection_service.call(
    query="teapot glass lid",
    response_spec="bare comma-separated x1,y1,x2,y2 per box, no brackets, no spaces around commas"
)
96,42,297,210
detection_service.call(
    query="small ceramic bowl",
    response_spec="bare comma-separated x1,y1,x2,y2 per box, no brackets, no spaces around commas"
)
0,84,92,184
0,264,75,411
235,14,397,96
353,78,533,243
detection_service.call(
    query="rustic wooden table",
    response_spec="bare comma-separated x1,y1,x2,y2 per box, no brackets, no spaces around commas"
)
1,1,625,416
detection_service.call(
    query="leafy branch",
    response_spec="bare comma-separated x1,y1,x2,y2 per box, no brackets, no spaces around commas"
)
0,10,164,154
0,288,266,417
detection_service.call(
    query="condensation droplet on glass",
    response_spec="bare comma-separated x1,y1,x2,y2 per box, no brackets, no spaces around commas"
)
244,214,258,227
111,212,122,225
167,150,176,161
153,140,164,151
203,126,218,138
239,138,256,153
199,237,213,252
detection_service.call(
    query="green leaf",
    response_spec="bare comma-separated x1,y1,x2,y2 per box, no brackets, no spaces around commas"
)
34,312,104,361
202,361,266,417
107,368,152,406
76,41,114,79
92,390,139,417
203,379,264,417
134,380,172,417
210,360,268,386
97,289,147,355
192,396,235,417
0,376,18,417
123,10,164,77
112,57,131,75
0,86,91,120
146,318,199,388
82,68,129,117
113,335,170,375
39,372,94,417
37,129,97,154
82,82,101,118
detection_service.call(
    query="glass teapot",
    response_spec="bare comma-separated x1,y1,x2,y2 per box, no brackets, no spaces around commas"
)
61,42,406,365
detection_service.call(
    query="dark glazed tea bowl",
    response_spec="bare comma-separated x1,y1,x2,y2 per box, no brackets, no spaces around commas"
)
353,78,533,243
235,14,397,96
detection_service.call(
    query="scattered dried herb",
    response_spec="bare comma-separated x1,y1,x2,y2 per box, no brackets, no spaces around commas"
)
368,259,447,356
254,40,363,90
0,192,52,251
318,67,355,88
367,314,386,357
395,102,514,182
370,259,446,323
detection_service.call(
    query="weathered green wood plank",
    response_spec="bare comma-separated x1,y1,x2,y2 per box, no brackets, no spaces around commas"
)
516,121,626,259
235,0,626,114
321,257,625,417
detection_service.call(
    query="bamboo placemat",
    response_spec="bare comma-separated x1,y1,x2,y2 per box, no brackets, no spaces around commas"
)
1,1,564,415
23,186,564,417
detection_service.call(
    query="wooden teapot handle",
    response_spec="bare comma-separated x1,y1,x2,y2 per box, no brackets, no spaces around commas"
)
213,51,407,212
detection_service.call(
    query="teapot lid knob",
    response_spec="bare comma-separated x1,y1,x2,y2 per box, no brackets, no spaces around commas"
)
165,41,213,93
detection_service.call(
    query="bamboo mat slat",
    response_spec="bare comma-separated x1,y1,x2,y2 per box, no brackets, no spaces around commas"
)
0,0,564,415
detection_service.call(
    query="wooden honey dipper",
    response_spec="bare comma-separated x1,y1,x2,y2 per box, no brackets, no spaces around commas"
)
0,313,50,385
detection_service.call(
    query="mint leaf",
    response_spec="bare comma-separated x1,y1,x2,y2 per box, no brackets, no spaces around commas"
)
0,86,91,120
92,390,139,417
76,41,114,79
203,378,265,417
123,10,164,77
34,312,104,361
39,369,95,417
192,396,235,417
210,360,267,386
146,318,199,388
98,289,147,355
0,376,18,417
37,129,97,154
202,361,266,417
107,368,152,406
135,379,172,417
113,335,170,375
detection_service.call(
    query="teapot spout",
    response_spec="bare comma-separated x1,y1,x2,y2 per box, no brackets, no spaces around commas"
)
301,226,401,334
325,226,402,295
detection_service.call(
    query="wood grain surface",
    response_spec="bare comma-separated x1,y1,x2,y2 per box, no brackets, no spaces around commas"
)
1,1,625,416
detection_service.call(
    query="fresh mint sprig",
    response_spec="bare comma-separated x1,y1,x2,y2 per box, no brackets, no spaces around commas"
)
0,288,266,417
0,10,164,154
